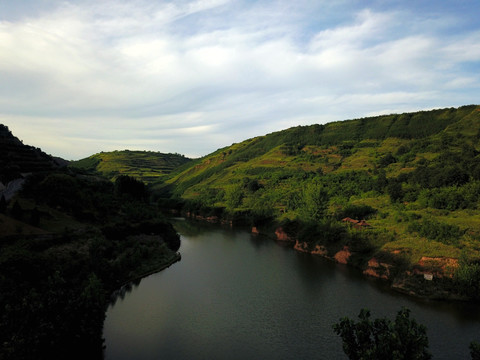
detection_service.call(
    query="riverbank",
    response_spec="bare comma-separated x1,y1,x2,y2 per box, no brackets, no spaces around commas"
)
111,251,181,299
180,211,471,302
271,225,470,302
0,222,182,360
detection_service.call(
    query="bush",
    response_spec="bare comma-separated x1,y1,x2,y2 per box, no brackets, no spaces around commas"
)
336,204,377,220
407,218,463,245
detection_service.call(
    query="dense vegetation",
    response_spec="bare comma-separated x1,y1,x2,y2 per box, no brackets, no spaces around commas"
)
333,308,432,360
70,150,191,184
1,162,180,359
155,105,480,299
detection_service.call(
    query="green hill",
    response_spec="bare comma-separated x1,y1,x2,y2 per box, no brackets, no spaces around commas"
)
70,150,191,183
156,105,480,298
160,105,480,206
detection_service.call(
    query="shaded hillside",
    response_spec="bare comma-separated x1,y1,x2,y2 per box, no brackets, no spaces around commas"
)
0,125,62,184
0,131,181,359
157,105,480,299
70,150,191,183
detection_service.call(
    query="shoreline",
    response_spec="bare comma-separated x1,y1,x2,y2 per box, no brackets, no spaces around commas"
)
183,213,470,302
109,252,181,299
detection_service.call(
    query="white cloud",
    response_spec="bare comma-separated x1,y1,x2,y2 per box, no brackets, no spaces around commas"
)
1,0,479,159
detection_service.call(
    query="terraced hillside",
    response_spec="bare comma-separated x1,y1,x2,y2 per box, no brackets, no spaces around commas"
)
70,150,191,183
156,105,480,299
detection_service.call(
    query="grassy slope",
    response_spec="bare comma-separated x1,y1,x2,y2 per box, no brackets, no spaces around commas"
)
70,150,191,183
158,105,480,266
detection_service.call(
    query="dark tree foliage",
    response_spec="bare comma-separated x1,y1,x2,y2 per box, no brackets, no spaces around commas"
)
333,308,432,360
297,218,346,247
242,177,262,192
0,169,180,359
375,169,388,192
0,194,6,213
408,218,463,245
379,152,397,168
29,206,40,226
336,204,377,220
412,163,470,189
320,171,375,198
470,341,480,360
454,255,480,300
115,175,148,200
387,181,404,203
11,200,23,220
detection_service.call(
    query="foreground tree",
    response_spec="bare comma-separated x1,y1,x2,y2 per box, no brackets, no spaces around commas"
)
333,308,431,360
471,341,480,360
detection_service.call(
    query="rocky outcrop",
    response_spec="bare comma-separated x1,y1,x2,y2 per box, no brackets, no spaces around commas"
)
334,246,351,264
294,241,328,255
363,257,392,280
275,227,295,242
294,242,351,265
413,256,459,278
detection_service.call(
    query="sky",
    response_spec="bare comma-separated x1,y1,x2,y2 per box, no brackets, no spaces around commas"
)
1,0,479,160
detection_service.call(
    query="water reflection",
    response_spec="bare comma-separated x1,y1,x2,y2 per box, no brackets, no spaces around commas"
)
104,221,480,360
110,278,142,306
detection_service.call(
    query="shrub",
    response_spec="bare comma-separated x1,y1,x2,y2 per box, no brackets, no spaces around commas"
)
407,218,463,245
336,204,377,220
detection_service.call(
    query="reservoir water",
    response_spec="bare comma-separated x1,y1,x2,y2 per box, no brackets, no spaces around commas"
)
104,220,480,359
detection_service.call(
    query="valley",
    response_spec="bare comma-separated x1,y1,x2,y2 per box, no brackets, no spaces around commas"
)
1,105,480,358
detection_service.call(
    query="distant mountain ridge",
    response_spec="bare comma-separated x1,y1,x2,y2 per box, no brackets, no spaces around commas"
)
70,150,192,183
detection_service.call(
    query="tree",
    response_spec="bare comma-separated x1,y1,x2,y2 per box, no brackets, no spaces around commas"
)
0,195,6,214
375,169,387,192
470,341,480,360
300,182,329,221
333,308,431,360
387,181,404,203
379,152,397,167
115,175,147,200
225,185,244,209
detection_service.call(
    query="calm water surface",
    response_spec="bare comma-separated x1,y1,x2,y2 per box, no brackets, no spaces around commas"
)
104,220,480,359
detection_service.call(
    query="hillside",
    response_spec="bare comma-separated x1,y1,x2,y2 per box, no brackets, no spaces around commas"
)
0,124,61,184
0,132,181,358
70,150,191,183
156,105,480,299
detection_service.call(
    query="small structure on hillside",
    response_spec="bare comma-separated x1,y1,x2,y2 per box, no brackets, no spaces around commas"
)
424,273,434,281
342,217,372,229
